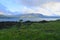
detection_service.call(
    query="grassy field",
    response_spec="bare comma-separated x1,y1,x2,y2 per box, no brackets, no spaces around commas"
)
0,21,60,40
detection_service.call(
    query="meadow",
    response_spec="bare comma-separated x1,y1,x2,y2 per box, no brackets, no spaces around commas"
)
0,20,60,40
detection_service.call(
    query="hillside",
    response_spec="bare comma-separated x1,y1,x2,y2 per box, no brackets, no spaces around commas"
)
0,21,60,40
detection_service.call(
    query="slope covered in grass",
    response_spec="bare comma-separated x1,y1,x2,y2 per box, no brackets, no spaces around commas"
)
0,21,60,40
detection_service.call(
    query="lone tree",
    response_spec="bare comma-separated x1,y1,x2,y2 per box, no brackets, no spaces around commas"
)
17,19,23,28
19,19,23,25
19,19,23,23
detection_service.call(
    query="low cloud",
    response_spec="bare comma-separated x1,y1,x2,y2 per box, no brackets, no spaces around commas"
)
21,7,54,16
42,2,60,16
0,0,60,16
15,0,60,16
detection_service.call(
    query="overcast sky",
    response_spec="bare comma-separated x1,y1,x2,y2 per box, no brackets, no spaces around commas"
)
0,0,60,16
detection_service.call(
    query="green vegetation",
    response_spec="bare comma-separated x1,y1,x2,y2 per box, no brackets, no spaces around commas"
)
0,20,60,40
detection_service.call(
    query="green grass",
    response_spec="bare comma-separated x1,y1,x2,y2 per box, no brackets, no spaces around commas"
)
0,21,60,40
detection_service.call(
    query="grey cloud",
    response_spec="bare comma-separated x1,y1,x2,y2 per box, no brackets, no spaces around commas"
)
16,0,57,7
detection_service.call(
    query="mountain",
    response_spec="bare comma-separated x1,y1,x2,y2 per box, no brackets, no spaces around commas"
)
0,13,20,18
16,13,60,18
0,15,19,22
0,13,60,22
0,13,60,18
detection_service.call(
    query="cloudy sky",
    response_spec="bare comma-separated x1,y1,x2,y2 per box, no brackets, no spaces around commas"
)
0,0,60,16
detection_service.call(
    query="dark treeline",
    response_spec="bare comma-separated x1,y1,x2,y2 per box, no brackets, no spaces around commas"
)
0,21,18,29
0,19,59,29
0,20,48,29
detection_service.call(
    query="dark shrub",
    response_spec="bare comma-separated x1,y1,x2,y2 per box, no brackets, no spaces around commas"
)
0,21,17,29
56,19,60,21
40,20,48,23
24,20,32,25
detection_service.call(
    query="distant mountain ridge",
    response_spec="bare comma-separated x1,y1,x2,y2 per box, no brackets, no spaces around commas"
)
0,13,60,18
17,13,60,18
0,13,60,21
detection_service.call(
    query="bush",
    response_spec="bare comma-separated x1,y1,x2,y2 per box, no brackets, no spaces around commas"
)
40,20,48,23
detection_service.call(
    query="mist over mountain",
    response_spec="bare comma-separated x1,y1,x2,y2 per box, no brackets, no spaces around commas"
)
16,13,60,18
0,13,60,21
1,13,60,18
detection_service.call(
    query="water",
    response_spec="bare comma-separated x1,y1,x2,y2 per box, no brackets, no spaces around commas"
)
0,18,60,22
